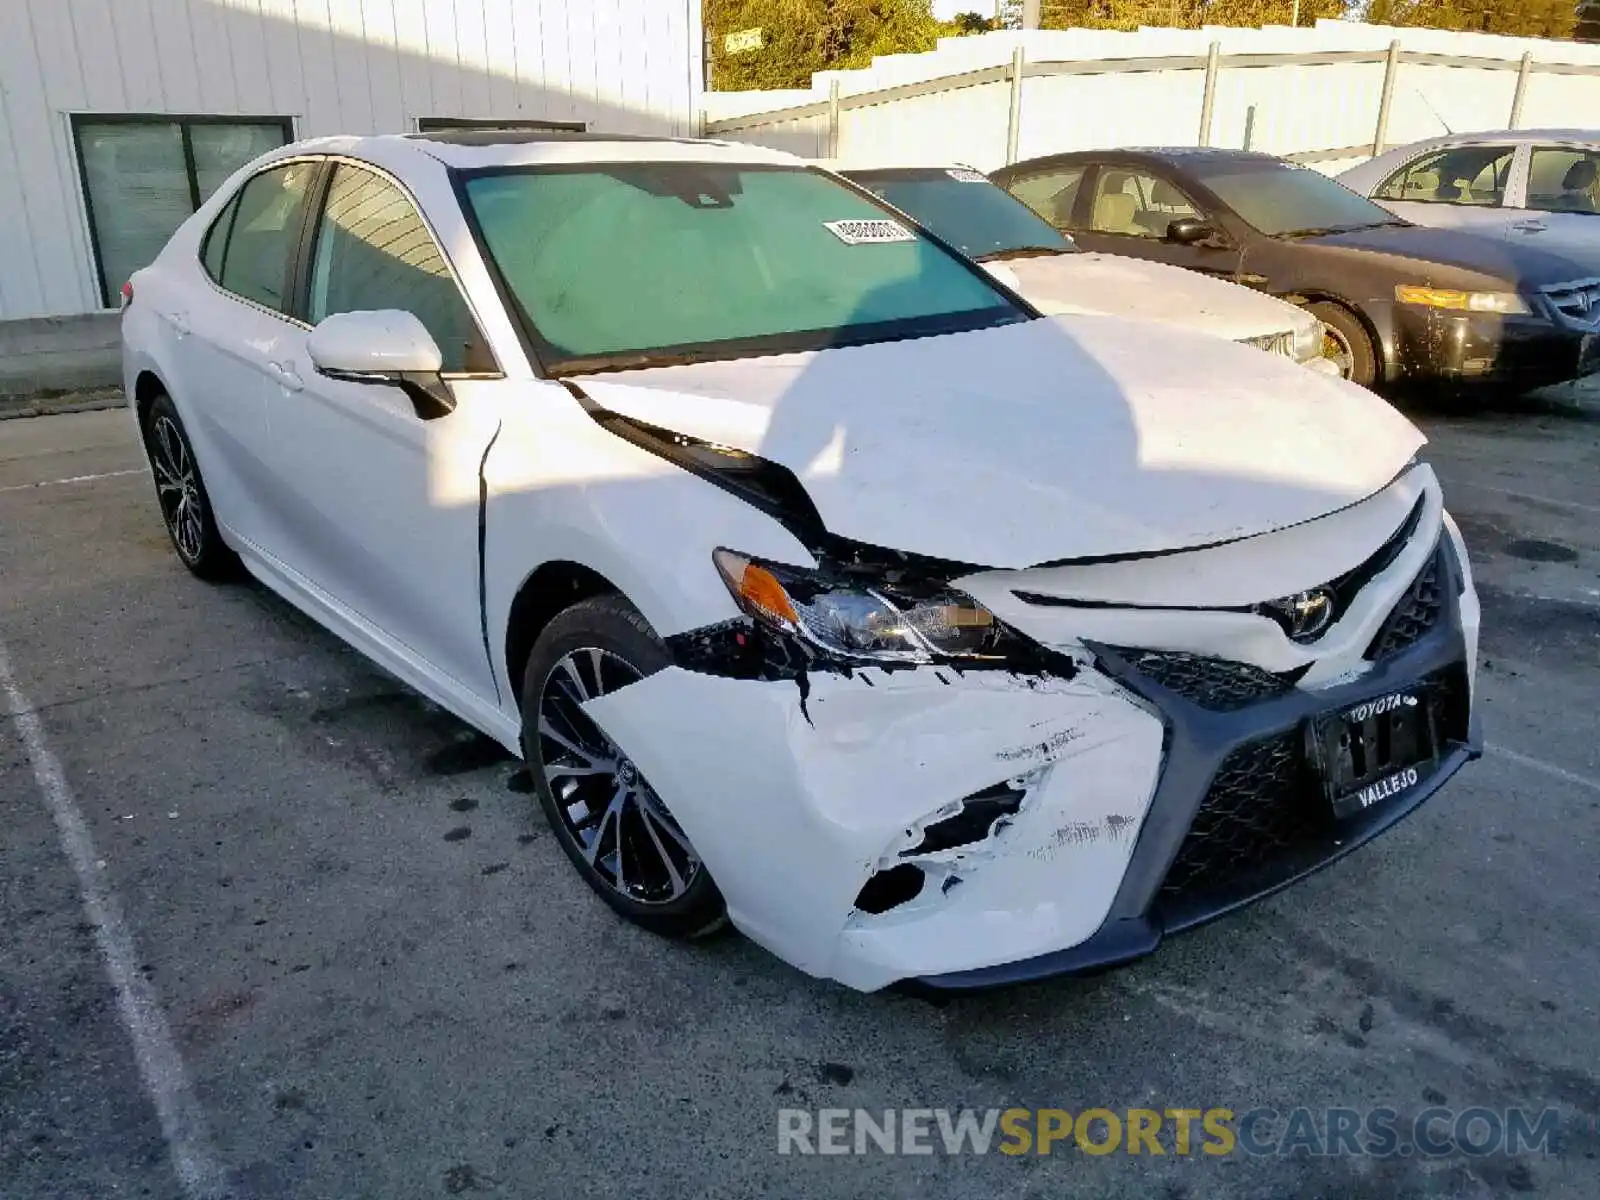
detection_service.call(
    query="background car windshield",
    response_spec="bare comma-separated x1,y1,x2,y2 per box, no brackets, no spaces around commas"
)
848,169,1076,259
1191,159,1401,236
463,164,1023,369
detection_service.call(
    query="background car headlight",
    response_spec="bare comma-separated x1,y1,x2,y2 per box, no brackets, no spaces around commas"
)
1394,285,1531,315
713,549,1002,663
1293,317,1324,363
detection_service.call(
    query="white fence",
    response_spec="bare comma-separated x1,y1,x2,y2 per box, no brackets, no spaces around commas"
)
702,19,1600,175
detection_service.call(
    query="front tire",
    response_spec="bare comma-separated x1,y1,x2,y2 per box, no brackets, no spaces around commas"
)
1308,301,1378,389
140,392,236,580
519,594,726,939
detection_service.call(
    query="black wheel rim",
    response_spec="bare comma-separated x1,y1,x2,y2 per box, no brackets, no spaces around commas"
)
536,648,700,905
149,415,205,564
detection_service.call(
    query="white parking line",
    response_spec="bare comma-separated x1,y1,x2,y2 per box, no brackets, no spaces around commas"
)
0,642,231,1200
1485,741,1600,796
0,468,143,494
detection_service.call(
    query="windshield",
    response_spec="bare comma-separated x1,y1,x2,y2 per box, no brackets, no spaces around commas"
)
1188,157,1406,237
845,168,1076,260
461,163,1026,372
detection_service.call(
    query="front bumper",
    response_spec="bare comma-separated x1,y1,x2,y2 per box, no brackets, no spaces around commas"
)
1389,304,1599,389
583,537,1480,994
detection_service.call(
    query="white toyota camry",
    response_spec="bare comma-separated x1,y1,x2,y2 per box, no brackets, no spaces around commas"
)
122,131,1481,992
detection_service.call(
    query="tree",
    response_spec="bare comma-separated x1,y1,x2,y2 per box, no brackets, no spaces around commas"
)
1036,0,1345,31
1580,0,1600,39
949,10,1000,33
1365,0,1578,37
705,0,944,90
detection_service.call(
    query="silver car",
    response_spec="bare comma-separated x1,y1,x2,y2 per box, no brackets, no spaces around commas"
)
1339,129,1600,264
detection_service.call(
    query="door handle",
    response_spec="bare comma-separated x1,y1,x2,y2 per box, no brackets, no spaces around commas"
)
268,361,305,392
1512,220,1547,233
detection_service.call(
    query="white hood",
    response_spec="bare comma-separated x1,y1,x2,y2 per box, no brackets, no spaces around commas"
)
574,315,1424,568
987,252,1313,343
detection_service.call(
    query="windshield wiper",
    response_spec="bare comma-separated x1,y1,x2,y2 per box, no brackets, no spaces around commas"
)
1276,219,1406,239
976,246,1071,262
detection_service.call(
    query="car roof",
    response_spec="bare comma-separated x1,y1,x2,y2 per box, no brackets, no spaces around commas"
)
260,131,807,174
998,146,1283,173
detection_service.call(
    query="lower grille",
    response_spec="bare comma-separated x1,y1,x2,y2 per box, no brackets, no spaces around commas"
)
1366,546,1442,661
1123,649,1296,711
1157,732,1325,903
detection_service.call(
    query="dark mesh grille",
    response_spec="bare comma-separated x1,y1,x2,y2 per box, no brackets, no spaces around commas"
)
1158,732,1326,903
1366,548,1443,661
1125,650,1295,711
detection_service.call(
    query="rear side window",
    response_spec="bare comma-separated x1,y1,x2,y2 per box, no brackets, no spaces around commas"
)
213,162,317,312
1526,147,1600,215
1007,166,1087,228
306,164,490,373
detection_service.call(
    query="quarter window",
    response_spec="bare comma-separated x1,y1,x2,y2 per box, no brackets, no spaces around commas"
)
72,116,292,307
1374,145,1515,207
211,162,317,313
1526,147,1600,215
1007,166,1087,229
307,165,489,373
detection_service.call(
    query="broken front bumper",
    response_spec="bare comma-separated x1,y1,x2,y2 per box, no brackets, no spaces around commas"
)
583,542,1479,994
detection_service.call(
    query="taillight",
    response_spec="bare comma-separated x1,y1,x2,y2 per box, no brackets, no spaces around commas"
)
120,281,134,309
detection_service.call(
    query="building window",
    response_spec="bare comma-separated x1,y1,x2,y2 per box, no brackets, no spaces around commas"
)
415,117,586,133
71,115,293,307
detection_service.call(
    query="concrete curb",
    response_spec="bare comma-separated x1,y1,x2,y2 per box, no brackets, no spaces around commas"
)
0,388,125,421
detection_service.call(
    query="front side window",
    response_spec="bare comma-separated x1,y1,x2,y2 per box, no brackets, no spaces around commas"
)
462,164,1025,372
845,169,1075,262
1526,147,1600,215
212,162,317,313
1007,166,1087,229
1375,145,1515,207
72,116,291,307
1187,158,1404,238
307,165,489,373
1087,169,1200,239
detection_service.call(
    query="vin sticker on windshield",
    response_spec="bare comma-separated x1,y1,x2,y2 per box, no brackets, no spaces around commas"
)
946,167,988,183
824,219,918,245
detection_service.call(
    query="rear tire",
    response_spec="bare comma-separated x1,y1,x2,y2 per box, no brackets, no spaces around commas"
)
1308,301,1378,389
519,594,727,940
139,391,237,580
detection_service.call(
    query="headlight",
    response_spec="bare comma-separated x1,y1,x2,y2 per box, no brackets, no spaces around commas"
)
712,549,1003,663
1394,285,1531,315
1293,318,1324,363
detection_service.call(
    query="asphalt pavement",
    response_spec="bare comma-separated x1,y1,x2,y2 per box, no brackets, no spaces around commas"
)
2,385,1598,1199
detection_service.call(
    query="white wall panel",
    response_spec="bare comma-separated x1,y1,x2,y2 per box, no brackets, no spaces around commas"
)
0,0,701,319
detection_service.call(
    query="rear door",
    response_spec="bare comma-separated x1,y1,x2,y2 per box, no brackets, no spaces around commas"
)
178,159,320,549
1515,144,1600,257
1368,143,1522,238
263,160,503,700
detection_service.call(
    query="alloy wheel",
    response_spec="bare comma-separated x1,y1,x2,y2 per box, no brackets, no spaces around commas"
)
536,647,700,905
149,415,206,564
1321,325,1356,379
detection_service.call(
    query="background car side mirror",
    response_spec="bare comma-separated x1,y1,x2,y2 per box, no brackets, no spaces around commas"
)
307,310,455,420
1166,217,1222,247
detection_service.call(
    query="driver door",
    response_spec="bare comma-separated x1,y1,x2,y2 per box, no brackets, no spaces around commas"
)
1066,165,1242,280
263,161,503,701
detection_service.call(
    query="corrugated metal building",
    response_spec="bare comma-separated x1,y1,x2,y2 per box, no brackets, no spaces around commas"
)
0,0,704,324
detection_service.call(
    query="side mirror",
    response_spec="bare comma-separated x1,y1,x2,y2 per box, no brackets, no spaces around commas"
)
307,310,455,420
1167,217,1220,246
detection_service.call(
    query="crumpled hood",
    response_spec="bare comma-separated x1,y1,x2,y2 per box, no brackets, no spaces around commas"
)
573,315,1424,568
990,252,1311,342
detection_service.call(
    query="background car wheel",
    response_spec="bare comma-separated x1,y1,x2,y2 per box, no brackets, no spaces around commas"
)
1307,301,1377,388
140,392,236,580
519,594,727,940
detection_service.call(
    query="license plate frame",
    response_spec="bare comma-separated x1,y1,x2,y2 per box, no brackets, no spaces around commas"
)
1309,687,1440,822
